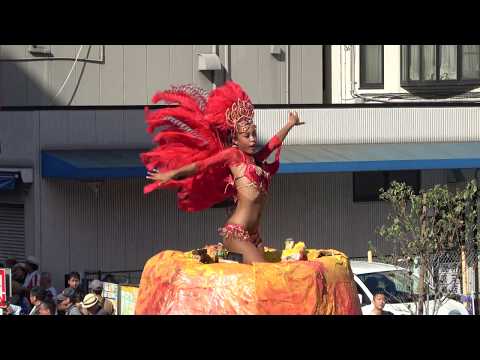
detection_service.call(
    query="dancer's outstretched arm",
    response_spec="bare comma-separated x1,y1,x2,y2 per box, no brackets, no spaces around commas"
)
256,111,304,161
146,147,242,185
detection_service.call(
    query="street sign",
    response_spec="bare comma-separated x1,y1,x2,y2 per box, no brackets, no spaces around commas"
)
102,282,119,315
119,285,139,315
0,269,13,315
0,268,6,307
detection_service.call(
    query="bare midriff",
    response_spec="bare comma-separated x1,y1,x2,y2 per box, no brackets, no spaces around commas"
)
225,164,269,233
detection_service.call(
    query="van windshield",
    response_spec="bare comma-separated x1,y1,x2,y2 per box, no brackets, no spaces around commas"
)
358,270,434,304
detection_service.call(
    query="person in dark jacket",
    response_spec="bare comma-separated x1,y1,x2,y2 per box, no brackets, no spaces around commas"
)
56,288,82,315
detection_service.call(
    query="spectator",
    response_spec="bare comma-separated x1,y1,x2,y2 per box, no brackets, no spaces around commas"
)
56,288,82,315
66,271,85,303
5,257,17,268
40,272,57,299
11,263,30,314
81,293,109,315
23,256,41,290
29,287,48,315
1,300,22,315
368,291,394,315
38,298,57,315
89,279,114,315
12,262,27,284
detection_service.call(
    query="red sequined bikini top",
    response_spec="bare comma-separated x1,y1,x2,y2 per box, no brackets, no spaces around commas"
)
231,152,276,194
195,135,282,196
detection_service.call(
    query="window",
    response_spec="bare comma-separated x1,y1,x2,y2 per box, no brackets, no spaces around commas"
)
401,45,480,91
353,170,421,202
353,171,385,202
360,45,384,89
358,270,434,304
463,45,480,79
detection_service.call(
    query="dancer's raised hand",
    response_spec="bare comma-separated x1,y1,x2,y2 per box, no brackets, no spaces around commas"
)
288,111,305,126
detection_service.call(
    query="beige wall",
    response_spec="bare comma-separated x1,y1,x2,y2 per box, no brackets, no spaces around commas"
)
0,45,324,106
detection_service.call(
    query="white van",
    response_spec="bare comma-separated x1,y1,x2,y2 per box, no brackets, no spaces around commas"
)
351,260,469,315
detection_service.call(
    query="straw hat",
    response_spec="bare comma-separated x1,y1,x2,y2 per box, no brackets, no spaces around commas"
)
81,293,99,309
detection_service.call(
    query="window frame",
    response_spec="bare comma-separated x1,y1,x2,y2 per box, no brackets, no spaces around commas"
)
401,45,480,91
359,45,384,90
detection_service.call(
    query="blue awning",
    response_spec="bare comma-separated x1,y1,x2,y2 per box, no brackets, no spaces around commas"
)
0,173,18,190
41,142,480,180
42,150,147,179
279,142,480,173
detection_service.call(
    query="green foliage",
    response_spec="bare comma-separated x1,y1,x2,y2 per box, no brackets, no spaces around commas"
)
377,179,479,314
378,180,479,258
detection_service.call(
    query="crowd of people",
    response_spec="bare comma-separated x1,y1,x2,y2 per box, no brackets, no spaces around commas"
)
1,256,115,316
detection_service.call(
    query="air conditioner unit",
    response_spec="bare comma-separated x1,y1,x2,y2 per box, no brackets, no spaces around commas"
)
270,45,282,55
198,53,222,71
28,45,52,56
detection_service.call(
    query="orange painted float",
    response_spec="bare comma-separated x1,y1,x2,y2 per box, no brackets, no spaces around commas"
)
135,245,362,315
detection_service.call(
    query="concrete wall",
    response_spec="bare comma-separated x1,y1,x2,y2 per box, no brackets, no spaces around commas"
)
0,45,324,106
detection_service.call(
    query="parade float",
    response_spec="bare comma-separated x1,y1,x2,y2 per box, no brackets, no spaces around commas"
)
135,241,362,315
